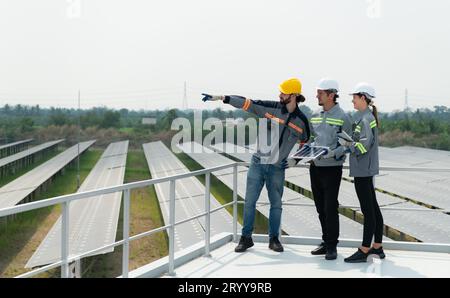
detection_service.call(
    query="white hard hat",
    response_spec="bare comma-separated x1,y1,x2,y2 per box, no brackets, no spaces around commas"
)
317,78,339,92
349,82,376,98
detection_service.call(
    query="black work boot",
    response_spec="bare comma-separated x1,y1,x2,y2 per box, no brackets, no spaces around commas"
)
234,236,254,253
368,246,386,259
268,236,284,252
325,246,337,260
344,248,369,263
311,242,327,255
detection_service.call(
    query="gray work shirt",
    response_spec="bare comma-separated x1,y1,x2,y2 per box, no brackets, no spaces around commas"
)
309,103,352,167
349,107,380,177
224,95,310,165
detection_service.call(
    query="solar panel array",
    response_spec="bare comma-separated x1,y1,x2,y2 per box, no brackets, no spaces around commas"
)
26,141,128,268
211,142,450,244
0,140,96,209
143,141,241,252
0,139,64,168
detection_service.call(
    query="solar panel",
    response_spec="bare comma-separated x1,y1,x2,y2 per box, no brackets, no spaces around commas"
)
0,139,64,168
26,141,128,268
0,139,33,151
290,145,329,162
0,141,96,209
143,141,240,252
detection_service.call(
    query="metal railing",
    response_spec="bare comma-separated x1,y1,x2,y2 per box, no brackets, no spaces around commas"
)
0,162,240,278
0,161,449,278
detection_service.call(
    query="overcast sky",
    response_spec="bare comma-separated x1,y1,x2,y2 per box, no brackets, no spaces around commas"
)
1,0,449,112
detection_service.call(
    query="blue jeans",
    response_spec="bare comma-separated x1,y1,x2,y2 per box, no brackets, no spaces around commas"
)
242,155,285,238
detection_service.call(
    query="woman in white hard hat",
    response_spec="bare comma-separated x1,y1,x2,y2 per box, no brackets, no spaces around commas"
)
339,82,385,263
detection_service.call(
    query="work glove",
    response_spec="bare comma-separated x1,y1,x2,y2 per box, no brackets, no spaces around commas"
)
201,93,225,102
321,149,335,159
281,158,298,169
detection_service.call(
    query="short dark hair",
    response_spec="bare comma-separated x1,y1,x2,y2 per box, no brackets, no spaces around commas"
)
325,89,339,102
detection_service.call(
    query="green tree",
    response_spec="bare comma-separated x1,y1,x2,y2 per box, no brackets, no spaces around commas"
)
160,109,178,130
19,117,34,133
49,111,70,126
100,110,121,128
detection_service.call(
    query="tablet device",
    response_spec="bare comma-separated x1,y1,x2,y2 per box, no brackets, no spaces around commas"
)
290,145,329,161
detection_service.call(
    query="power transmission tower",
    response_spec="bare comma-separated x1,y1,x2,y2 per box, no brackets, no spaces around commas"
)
182,81,188,110
404,88,410,111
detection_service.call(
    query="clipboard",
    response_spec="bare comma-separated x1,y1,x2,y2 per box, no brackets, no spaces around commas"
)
337,131,354,142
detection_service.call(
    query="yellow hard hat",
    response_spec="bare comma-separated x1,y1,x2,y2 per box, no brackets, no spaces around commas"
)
279,78,302,95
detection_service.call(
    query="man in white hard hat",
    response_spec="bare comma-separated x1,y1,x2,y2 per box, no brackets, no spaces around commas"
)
308,78,352,260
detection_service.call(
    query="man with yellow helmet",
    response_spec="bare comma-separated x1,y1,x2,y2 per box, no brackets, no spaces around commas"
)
202,78,310,253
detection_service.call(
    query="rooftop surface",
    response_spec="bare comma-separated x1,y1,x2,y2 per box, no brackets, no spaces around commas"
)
159,234,450,278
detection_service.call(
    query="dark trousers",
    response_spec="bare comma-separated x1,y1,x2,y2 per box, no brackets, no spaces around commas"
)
310,164,343,248
354,176,384,247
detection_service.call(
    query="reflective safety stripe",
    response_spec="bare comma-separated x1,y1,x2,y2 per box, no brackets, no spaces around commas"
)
310,117,323,123
326,121,343,126
264,113,285,125
288,122,304,134
242,99,251,111
264,113,302,133
370,120,377,128
326,118,344,125
355,125,362,133
326,118,344,126
355,142,367,154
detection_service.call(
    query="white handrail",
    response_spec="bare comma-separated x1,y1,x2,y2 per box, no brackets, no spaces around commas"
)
168,180,175,276
0,163,237,218
2,160,449,278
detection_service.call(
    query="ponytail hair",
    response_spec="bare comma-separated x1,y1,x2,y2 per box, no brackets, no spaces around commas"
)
360,93,380,128
370,102,380,128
